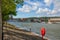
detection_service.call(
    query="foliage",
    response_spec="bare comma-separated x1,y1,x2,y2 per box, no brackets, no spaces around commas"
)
2,0,24,21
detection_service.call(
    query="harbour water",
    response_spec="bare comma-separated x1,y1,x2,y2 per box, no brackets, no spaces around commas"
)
8,22,60,40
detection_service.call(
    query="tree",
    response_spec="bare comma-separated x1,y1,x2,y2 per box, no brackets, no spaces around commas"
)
2,0,24,21
0,0,2,40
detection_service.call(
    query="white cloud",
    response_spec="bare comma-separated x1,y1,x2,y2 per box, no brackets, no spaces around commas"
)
17,5,31,13
44,0,50,3
17,0,60,16
49,0,60,15
44,0,53,6
36,0,60,15
36,8,42,13
58,9,60,12
32,5,37,10
25,1,40,6
54,0,60,10
36,7,58,15
47,10,57,14
36,8,50,14
43,8,49,12
51,10,57,14
24,0,40,10
17,0,41,13
17,4,38,13
36,15,41,17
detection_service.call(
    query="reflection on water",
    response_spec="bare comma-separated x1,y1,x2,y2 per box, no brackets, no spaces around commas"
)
8,22,60,40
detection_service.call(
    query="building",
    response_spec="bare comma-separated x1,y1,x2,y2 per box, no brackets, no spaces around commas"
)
48,17,60,23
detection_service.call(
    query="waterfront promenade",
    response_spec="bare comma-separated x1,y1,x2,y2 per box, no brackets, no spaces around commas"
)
3,23,47,40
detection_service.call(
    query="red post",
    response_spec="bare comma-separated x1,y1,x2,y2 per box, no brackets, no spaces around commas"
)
42,36,43,40
40,27,46,40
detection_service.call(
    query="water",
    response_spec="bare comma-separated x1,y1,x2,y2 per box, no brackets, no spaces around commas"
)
8,22,60,40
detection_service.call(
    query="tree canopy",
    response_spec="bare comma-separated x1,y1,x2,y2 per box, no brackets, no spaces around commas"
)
2,0,24,21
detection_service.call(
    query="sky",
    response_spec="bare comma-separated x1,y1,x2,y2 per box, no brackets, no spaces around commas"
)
13,0,60,18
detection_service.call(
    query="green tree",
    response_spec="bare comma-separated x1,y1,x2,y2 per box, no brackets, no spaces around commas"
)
2,0,24,21
44,17,48,23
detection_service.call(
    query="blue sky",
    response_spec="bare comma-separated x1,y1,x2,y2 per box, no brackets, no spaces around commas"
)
13,0,60,18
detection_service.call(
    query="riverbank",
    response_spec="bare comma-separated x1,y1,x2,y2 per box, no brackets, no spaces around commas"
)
3,22,47,40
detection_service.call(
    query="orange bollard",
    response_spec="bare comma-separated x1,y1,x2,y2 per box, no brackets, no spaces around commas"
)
40,27,46,40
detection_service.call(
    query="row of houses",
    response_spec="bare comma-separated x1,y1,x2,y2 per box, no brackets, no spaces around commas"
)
10,17,60,23
12,18,42,23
